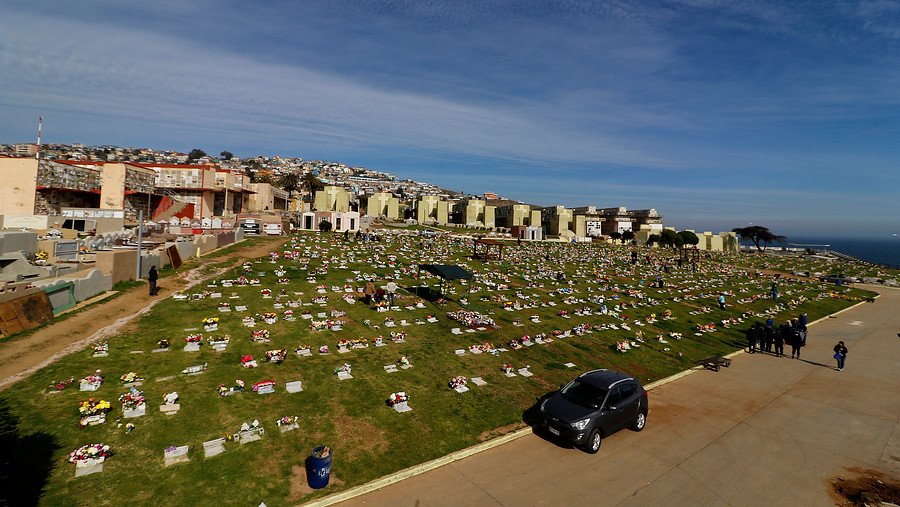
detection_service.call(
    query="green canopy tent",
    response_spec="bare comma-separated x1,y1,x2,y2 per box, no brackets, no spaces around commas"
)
416,264,474,303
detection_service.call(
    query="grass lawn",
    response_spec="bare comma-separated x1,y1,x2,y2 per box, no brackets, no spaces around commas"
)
0,232,876,506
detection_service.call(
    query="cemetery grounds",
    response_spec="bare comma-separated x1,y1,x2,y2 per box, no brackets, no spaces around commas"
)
0,232,876,506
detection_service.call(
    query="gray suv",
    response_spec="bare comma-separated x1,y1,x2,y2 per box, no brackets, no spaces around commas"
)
540,369,648,453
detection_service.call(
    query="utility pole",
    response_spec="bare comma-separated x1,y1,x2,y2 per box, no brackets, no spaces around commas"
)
136,210,144,280
36,116,43,161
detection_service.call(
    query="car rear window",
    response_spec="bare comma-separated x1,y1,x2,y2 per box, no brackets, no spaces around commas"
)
560,380,607,408
619,382,637,399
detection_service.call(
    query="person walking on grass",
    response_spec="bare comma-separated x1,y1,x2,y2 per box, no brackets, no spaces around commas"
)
833,341,848,371
386,280,398,306
718,293,726,310
363,279,376,305
148,266,159,296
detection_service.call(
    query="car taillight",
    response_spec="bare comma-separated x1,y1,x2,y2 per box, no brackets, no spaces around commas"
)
642,391,648,398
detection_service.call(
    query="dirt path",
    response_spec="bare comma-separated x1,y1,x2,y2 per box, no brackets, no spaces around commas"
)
0,238,284,390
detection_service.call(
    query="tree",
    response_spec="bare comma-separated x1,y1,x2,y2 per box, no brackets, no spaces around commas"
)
609,231,622,242
647,233,660,247
278,173,300,203
678,230,700,246
318,220,332,232
660,229,679,248
302,172,325,210
220,150,233,161
187,148,207,162
622,230,635,244
731,226,786,252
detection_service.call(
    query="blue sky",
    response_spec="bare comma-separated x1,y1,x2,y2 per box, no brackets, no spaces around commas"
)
1,0,899,237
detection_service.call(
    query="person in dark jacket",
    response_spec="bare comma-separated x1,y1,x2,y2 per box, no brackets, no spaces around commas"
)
775,323,789,357
746,323,759,353
833,341,848,371
762,323,774,353
148,266,159,296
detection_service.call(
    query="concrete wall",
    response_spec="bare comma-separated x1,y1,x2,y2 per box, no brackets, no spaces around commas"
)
0,158,38,216
0,231,38,256
100,163,127,209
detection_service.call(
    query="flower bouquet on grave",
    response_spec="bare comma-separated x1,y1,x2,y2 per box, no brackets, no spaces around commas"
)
120,372,143,384
336,339,351,352
237,275,249,286
316,284,328,294
250,278,261,286
363,319,372,327
274,268,286,277
283,309,295,321
181,363,208,374
319,345,330,354
530,315,541,323
295,344,311,355
448,376,468,390
49,377,75,391
397,355,411,368
260,288,273,299
521,335,534,346
390,331,406,343
375,300,389,312
558,310,569,318
157,339,170,349
93,342,109,355
426,315,438,323
501,364,514,374
68,443,112,466
240,355,258,368
276,415,298,427
373,335,386,347
383,316,395,326
252,380,276,393
334,363,352,376
385,391,408,407
278,278,290,284
217,380,245,396
202,317,219,331
185,333,203,343
118,388,145,410
162,392,179,406
80,371,104,389
250,329,271,343
508,338,522,350
312,296,328,305
266,349,287,364
79,398,111,427
330,309,346,318
351,338,368,349
573,324,587,336
262,312,278,325
310,320,327,332
173,291,188,300
218,302,231,312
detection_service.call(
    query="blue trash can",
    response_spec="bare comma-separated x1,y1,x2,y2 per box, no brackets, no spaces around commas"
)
306,446,332,489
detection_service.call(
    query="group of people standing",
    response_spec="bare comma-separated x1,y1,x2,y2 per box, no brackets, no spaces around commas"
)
745,316,807,359
362,279,398,306
746,315,849,371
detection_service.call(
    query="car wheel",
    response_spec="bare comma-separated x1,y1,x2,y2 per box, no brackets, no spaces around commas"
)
583,429,602,454
630,410,647,432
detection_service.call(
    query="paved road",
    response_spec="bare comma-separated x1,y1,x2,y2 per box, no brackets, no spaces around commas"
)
340,288,900,506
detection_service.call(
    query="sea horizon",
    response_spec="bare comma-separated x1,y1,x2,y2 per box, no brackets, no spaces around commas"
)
755,235,900,268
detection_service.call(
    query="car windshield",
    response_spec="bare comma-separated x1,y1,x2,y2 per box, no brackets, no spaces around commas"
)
560,380,607,408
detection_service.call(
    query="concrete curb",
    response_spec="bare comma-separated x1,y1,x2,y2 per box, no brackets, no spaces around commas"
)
300,295,880,506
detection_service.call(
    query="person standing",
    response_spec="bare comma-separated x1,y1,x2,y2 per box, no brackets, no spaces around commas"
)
763,322,775,353
746,323,758,354
771,281,779,301
363,279,376,305
718,294,726,310
775,322,788,357
833,341,848,371
148,266,159,296
386,280,398,306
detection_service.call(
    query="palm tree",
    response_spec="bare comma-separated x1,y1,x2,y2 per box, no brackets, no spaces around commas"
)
732,226,786,251
301,172,324,210
279,173,300,202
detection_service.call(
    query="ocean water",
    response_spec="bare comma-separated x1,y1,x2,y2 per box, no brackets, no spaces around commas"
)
786,237,900,267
